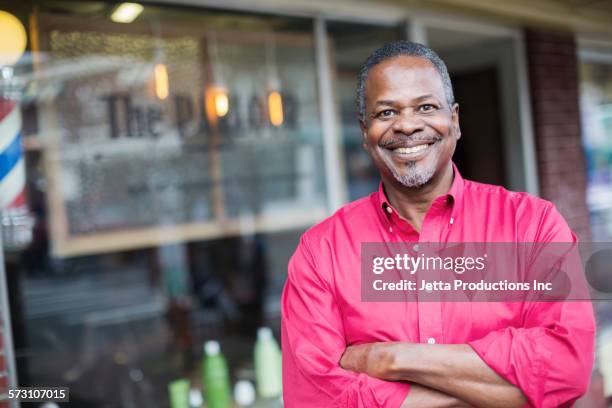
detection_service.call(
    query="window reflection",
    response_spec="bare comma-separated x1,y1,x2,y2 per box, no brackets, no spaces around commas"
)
580,60,612,240
6,2,323,406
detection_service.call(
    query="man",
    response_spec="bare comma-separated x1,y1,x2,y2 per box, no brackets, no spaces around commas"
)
281,41,595,407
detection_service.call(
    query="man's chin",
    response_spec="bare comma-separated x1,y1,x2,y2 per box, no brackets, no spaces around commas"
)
389,167,436,188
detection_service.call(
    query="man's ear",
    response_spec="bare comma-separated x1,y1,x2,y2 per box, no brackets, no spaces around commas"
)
451,103,461,140
359,118,368,149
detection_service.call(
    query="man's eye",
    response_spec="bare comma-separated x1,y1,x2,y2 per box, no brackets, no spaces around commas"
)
418,104,437,113
376,109,395,118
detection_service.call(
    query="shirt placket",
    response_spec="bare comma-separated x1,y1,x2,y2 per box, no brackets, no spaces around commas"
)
416,201,452,345
383,199,453,345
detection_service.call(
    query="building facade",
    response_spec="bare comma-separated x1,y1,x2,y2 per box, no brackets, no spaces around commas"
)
0,0,611,406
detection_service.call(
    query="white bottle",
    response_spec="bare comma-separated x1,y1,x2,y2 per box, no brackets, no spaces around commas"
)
254,327,282,398
234,380,256,407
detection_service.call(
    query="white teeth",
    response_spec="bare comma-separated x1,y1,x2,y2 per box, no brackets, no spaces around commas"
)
394,144,429,154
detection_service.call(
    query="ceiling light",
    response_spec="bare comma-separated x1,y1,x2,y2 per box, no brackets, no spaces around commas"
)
205,86,230,127
214,90,229,117
268,91,283,127
154,63,168,100
111,3,143,24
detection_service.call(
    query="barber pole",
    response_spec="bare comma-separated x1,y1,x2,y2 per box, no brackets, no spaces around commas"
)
0,11,29,406
0,99,24,207
0,97,32,249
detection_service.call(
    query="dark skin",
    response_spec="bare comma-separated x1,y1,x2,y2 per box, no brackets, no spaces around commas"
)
341,56,528,408
359,55,459,232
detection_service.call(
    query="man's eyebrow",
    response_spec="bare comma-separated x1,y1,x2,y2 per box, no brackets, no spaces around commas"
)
373,94,440,107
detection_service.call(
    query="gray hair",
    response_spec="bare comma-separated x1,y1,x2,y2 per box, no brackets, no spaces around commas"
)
357,41,455,122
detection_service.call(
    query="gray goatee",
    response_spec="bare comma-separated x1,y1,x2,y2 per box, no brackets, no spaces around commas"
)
390,161,436,188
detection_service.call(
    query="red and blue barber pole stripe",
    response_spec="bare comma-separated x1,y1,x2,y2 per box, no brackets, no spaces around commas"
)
0,97,33,249
0,98,25,210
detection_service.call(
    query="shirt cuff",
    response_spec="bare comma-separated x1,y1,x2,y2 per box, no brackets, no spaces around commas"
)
468,329,550,408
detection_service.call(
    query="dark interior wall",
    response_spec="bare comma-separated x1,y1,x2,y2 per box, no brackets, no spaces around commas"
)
452,67,506,187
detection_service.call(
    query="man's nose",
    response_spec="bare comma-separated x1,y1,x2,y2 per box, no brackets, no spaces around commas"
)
391,109,425,135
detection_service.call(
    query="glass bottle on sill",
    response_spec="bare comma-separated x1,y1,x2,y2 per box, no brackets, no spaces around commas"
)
202,340,232,408
254,327,282,399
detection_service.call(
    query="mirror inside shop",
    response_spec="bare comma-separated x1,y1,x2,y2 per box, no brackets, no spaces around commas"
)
0,1,358,406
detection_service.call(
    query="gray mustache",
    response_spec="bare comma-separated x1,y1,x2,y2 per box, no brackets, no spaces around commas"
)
380,135,443,148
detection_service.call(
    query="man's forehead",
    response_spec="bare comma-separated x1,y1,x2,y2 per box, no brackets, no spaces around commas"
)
365,55,445,98
374,55,436,72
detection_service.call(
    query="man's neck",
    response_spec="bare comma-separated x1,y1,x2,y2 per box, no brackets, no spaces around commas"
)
382,163,454,233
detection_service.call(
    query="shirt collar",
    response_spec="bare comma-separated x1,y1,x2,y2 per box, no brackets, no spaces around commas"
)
376,162,464,216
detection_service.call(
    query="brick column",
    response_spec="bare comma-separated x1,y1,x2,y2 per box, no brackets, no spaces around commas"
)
524,29,591,240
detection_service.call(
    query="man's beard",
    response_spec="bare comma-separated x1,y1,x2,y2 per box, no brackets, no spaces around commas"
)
387,160,436,188
378,135,441,188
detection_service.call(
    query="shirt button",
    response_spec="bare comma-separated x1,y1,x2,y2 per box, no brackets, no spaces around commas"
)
427,337,436,344
425,287,433,294
386,206,393,214
449,217,454,225
388,227,393,233
413,244,419,252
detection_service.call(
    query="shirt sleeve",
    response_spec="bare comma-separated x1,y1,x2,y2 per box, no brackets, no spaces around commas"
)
281,235,410,408
468,203,596,408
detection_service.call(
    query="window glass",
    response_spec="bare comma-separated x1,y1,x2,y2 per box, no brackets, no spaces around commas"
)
1,2,323,406
579,59,612,240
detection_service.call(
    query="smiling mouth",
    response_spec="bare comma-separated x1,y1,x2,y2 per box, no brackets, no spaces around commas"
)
393,144,430,154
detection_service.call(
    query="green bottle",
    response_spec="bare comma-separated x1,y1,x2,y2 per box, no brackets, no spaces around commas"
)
202,340,232,408
168,378,190,408
254,327,282,398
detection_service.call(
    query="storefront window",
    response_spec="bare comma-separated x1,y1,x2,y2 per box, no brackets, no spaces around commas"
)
2,2,325,406
579,58,612,240
580,53,612,405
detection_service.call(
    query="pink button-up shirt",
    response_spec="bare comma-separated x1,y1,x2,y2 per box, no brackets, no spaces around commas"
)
281,167,595,408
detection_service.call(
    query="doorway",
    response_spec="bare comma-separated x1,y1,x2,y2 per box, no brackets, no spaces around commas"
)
452,67,505,186
426,24,534,192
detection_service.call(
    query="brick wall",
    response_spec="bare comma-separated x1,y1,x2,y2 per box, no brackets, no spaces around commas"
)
524,29,592,240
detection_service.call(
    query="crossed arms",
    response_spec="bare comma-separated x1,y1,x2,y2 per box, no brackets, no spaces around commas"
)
281,237,596,408
339,341,526,407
